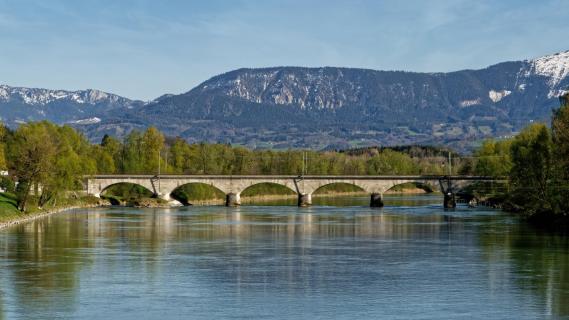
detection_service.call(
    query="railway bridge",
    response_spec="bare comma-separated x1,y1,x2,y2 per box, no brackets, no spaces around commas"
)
86,175,502,208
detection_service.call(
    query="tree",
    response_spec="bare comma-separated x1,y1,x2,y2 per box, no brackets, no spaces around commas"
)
122,130,144,173
169,137,191,174
474,139,512,176
5,122,97,210
552,93,569,179
101,134,122,172
551,92,569,214
0,123,9,170
91,146,116,174
509,123,553,215
366,149,418,175
7,122,57,211
141,127,165,173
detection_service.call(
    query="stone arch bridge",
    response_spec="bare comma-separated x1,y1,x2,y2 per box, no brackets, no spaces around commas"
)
86,175,502,208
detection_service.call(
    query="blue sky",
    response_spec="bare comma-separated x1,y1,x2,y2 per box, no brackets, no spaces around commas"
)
1,0,568,100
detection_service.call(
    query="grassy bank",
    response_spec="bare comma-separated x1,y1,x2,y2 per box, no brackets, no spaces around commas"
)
0,192,104,228
0,193,21,223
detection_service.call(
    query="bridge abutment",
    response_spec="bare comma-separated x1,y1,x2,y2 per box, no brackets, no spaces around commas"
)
370,193,384,207
298,193,312,207
226,193,241,207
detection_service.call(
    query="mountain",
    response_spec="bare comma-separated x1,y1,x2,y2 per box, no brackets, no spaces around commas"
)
0,85,143,125
3,51,569,151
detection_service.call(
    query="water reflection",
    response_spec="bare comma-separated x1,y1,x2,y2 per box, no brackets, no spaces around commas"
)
0,196,567,319
479,222,569,317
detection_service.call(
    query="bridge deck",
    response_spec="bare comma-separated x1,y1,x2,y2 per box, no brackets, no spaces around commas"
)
87,175,504,181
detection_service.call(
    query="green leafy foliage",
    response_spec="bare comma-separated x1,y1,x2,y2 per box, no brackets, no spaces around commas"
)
4,122,95,211
471,94,569,224
509,124,554,214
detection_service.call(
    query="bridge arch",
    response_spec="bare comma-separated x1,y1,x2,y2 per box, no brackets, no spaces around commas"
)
312,182,365,195
90,179,156,198
383,181,435,194
240,182,297,197
169,183,226,205
99,182,155,205
231,179,298,196
301,179,389,195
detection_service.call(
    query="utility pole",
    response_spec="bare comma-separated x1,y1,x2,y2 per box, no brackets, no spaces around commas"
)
306,151,308,175
448,151,452,176
164,150,168,174
302,151,307,176
158,150,161,193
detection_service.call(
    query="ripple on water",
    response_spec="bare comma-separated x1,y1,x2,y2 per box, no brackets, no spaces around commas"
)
0,195,566,319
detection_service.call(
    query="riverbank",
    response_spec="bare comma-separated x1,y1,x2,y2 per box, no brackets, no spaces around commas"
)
0,189,435,227
0,194,107,231
384,187,429,194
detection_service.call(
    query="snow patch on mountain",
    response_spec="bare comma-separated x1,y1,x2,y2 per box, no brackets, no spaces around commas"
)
488,90,511,103
526,51,569,87
0,85,128,106
70,117,102,125
459,99,481,107
548,89,568,99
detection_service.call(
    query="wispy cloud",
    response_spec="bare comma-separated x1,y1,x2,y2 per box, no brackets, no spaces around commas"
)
0,0,567,99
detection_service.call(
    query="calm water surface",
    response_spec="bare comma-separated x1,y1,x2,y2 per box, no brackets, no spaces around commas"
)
0,195,568,319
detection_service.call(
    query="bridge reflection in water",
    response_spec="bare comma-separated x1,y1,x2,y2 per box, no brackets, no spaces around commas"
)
0,197,566,319
86,175,502,208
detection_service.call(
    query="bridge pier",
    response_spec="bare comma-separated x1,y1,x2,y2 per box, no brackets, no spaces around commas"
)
226,193,241,207
370,193,384,207
443,192,456,209
298,193,312,207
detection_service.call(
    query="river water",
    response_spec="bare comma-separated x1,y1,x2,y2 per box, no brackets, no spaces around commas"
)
0,195,568,319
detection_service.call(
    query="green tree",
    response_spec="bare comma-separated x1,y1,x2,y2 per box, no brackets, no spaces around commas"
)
551,92,569,214
101,134,123,172
366,150,418,175
0,126,8,171
141,127,165,173
7,122,57,211
6,122,96,210
122,130,144,173
509,123,554,215
168,137,191,174
474,139,512,176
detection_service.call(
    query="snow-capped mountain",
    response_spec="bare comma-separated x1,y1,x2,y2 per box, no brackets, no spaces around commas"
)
2,50,569,151
113,50,567,150
520,50,569,98
0,85,142,125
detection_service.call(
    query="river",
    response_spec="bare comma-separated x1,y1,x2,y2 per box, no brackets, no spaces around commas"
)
0,195,567,319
